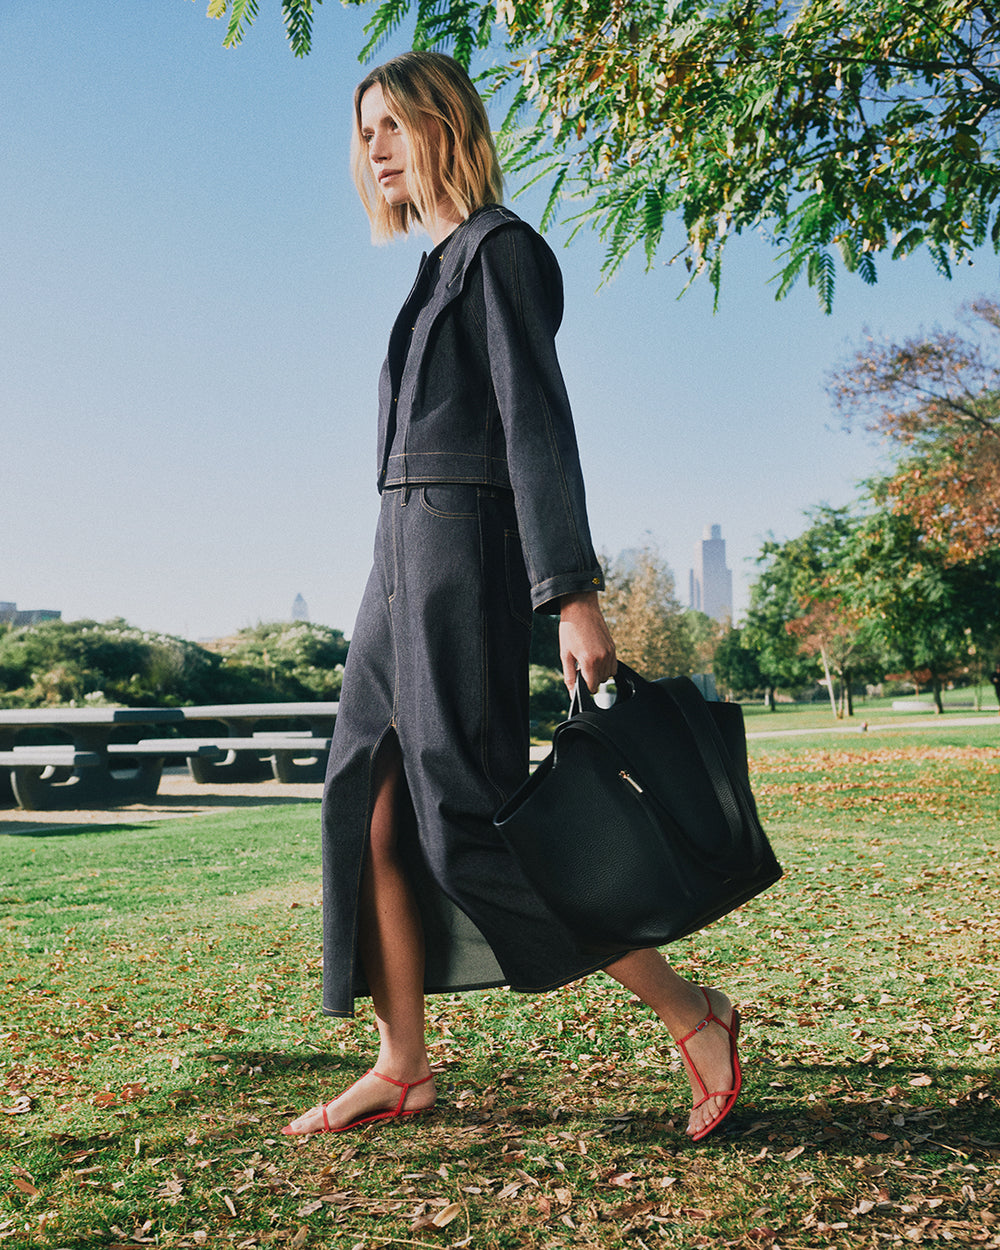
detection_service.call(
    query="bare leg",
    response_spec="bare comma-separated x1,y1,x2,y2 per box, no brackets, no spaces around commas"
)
284,737,435,1133
604,949,738,1139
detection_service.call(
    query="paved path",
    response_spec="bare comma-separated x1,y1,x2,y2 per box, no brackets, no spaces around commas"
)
0,767,322,835
746,714,998,740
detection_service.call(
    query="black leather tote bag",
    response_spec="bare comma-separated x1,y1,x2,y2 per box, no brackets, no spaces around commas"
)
493,662,782,947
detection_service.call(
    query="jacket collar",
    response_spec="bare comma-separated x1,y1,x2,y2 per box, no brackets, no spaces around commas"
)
438,204,522,292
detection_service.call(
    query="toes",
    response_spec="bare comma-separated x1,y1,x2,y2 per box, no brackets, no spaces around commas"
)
283,1106,322,1136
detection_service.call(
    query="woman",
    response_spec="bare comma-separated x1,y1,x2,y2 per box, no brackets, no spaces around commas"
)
284,50,741,1143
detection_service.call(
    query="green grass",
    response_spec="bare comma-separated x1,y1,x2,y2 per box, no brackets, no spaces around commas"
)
742,689,1000,735
1,738,998,1250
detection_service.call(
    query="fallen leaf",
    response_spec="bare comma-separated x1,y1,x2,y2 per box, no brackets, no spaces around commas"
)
431,1202,462,1228
783,1145,806,1161
10,1177,41,1197
607,1170,640,1187
290,1227,308,1250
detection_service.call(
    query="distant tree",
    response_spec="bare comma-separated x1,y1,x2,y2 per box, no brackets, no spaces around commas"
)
843,508,1000,711
528,612,561,671
0,619,220,708
712,626,765,701
684,610,723,676
764,507,884,718
213,621,348,701
742,528,833,710
197,0,1000,309
830,297,1000,561
528,663,570,734
600,546,695,679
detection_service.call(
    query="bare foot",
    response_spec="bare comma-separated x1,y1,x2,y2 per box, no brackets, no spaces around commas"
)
673,986,741,1139
282,1068,436,1136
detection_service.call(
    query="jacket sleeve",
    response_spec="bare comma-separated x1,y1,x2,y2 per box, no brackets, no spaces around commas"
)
478,224,606,613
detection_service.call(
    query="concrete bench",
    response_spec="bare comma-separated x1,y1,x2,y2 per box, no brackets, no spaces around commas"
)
0,748,101,768
0,748,108,811
177,705,337,785
0,702,338,808
107,733,331,785
105,740,227,761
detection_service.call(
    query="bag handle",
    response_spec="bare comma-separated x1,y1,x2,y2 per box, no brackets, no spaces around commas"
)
568,665,638,716
572,662,748,843
661,674,747,841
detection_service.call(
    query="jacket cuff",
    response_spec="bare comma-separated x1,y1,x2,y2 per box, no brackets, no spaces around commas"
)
531,568,606,615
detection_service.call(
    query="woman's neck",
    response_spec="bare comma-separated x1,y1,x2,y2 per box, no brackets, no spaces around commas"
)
424,198,466,247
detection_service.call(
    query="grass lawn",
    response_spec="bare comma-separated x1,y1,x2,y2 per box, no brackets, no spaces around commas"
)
1,726,998,1249
742,688,1000,736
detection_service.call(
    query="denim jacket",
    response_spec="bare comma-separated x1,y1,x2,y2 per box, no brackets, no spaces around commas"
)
377,205,605,612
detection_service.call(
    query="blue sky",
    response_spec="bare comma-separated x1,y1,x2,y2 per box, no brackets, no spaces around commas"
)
3,1,997,640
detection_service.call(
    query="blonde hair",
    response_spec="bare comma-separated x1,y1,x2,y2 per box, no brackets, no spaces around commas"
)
352,50,504,241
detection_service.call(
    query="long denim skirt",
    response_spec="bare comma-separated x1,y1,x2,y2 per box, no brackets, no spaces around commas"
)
320,483,623,1017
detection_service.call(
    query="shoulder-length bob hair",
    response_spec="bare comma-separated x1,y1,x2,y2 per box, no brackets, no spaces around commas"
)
352,50,504,241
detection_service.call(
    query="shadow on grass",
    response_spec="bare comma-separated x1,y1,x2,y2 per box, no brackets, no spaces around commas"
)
168,1049,1000,1155
1,821,170,838
0,794,317,835
124,794,318,811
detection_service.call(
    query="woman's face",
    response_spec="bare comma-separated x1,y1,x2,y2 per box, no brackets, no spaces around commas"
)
360,83,415,209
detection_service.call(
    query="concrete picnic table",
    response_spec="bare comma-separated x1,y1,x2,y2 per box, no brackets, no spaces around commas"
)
0,702,338,811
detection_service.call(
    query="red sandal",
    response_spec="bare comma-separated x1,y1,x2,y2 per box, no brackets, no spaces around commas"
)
676,988,742,1143
282,1069,435,1136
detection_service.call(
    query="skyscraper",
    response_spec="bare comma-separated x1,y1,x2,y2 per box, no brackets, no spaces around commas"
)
689,524,733,623
292,593,309,622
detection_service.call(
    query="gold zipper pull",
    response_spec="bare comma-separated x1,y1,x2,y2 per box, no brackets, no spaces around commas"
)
619,770,643,794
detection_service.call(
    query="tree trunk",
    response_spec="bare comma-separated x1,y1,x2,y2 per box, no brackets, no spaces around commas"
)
765,684,776,711
845,668,854,717
932,675,944,714
819,644,839,719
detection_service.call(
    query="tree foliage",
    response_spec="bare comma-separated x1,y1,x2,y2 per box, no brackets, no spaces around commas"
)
196,0,1000,309
0,618,347,709
740,497,1000,714
0,619,221,708
842,507,1000,710
831,297,1000,560
765,506,885,717
712,625,765,699
741,530,830,710
684,609,724,676
207,621,348,701
600,545,695,678
197,0,322,57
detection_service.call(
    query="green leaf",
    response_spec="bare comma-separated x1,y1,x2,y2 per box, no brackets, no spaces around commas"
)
222,0,259,50
807,249,835,314
282,0,320,57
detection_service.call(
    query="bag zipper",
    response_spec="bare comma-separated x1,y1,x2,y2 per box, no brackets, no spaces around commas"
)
619,770,643,794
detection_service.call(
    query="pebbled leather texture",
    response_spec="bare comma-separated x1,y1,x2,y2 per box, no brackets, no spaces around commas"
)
494,662,782,948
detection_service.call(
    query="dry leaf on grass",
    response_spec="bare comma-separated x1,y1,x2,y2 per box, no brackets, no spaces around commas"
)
432,1202,463,1228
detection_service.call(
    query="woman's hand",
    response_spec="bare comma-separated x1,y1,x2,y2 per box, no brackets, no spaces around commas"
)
558,592,617,693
